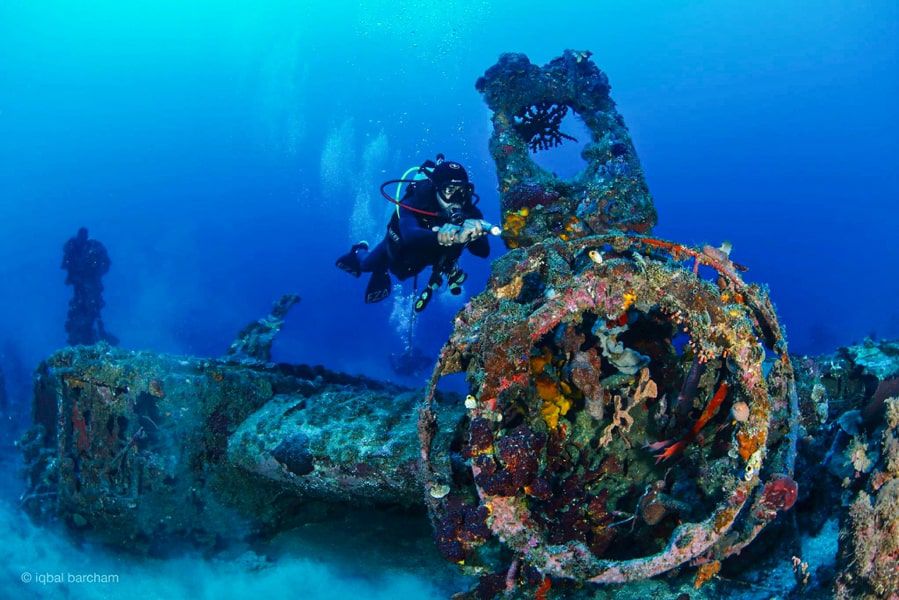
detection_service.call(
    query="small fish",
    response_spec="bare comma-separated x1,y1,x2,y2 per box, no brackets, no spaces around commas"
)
588,249,603,264
535,576,552,600
701,241,749,273
650,381,730,463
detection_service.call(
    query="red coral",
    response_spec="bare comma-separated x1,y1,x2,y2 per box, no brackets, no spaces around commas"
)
760,475,798,513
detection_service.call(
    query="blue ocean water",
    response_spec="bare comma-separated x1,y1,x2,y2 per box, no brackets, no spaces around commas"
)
0,1,896,598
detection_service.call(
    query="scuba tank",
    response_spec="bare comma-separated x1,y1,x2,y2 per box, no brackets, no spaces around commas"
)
379,154,446,219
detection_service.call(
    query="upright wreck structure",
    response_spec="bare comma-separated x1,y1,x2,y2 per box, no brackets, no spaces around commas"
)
418,51,800,590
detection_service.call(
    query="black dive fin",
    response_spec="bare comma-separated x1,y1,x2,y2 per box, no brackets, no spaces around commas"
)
365,271,392,304
335,251,361,277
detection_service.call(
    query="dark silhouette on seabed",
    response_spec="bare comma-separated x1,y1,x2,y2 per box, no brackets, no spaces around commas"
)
62,227,118,346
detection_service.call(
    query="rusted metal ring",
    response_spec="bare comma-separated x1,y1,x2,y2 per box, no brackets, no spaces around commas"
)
420,235,795,583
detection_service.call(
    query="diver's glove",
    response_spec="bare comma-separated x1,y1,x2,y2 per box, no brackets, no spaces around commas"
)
436,223,463,246
456,219,491,244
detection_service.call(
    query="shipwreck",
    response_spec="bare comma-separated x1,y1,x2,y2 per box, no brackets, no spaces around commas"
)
19,51,899,599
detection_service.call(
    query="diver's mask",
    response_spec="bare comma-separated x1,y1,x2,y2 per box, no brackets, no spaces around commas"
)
437,181,474,225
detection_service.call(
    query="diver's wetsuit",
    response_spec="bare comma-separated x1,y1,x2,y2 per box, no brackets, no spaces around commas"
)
358,179,489,281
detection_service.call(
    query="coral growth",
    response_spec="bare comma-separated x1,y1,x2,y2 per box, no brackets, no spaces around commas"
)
476,50,657,247
693,560,720,589
435,498,491,563
835,396,899,599
472,425,545,497
421,232,796,586
505,184,562,211
598,367,657,447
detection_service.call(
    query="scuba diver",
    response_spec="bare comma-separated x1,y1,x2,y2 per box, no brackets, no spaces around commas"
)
336,155,498,312
61,227,118,346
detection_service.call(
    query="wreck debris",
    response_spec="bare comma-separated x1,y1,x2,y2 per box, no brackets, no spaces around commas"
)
227,381,426,505
420,233,798,585
61,227,118,346
816,340,899,599
225,293,300,363
19,311,443,554
31,50,799,593
835,396,899,599
11,43,898,597
475,50,657,248
415,51,800,591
